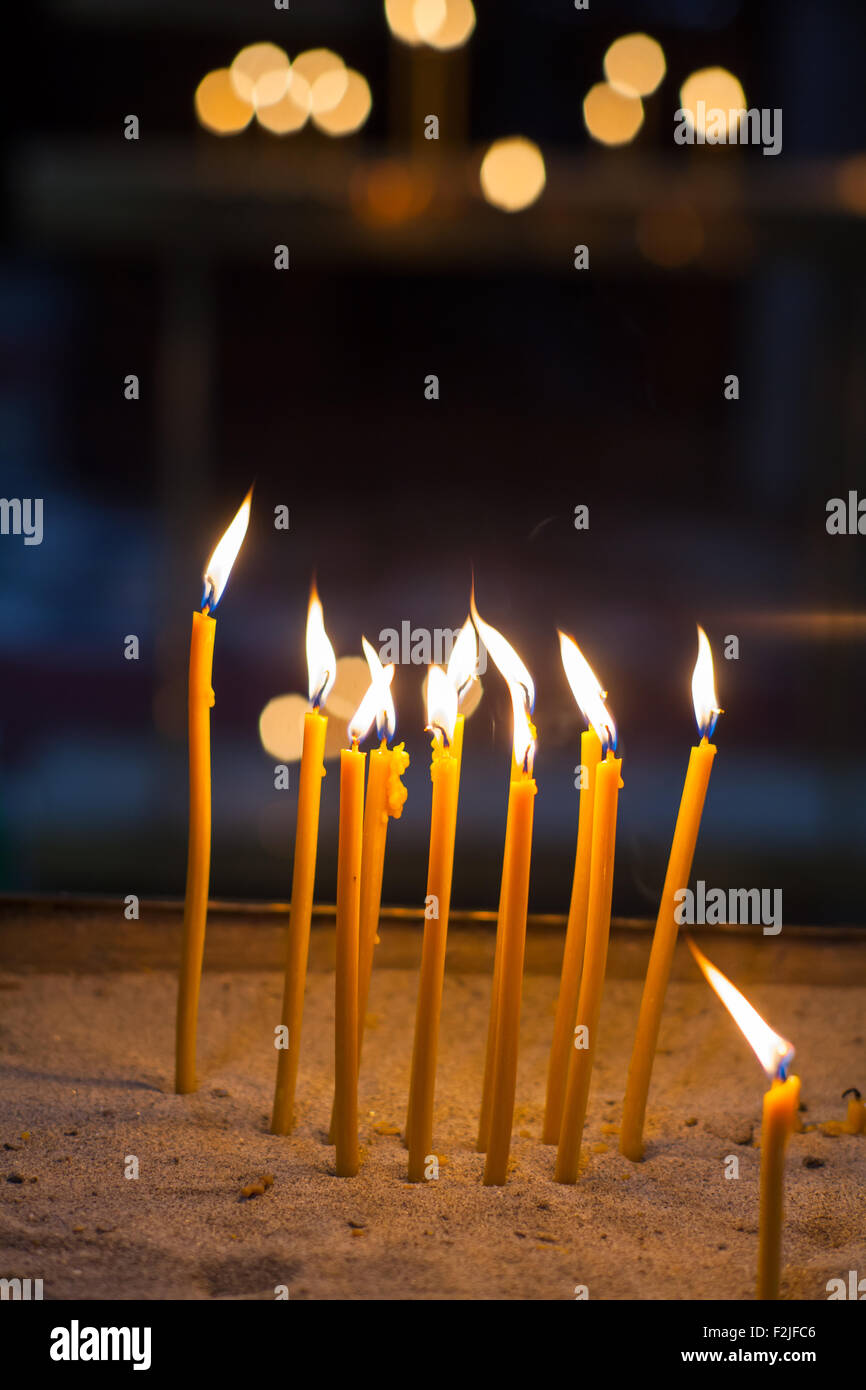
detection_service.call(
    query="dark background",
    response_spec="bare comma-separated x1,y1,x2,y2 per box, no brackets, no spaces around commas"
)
2,0,865,922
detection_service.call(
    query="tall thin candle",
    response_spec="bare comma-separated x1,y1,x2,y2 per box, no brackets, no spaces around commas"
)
271,584,336,1135
176,488,251,1095
620,627,722,1160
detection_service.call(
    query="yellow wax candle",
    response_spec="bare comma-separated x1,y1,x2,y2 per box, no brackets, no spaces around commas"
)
175,489,251,1095
484,768,536,1186
329,735,408,1145
175,609,216,1096
758,1074,800,1300
271,708,327,1135
555,749,622,1183
543,728,602,1145
271,584,336,1134
405,621,474,1151
468,593,536,1167
334,741,365,1177
620,626,721,1161
476,773,517,1153
358,740,410,1048
407,691,462,1182
687,938,799,1302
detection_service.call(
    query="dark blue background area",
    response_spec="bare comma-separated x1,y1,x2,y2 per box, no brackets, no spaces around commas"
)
2,0,865,921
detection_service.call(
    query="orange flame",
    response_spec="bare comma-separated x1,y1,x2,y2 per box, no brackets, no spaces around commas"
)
426,664,458,745
348,639,395,745
558,630,616,752
692,625,722,740
306,582,336,707
202,487,252,611
470,588,535,771
688,937,794,1082
447,618,478,704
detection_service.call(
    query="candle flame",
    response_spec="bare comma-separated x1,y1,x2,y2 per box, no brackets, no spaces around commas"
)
306,582,337,708
426,664,458,745
470,587,535,713
202,487,252,612
692,625,722,740
447,618,478,704
558,630,616,753
687,937,794,1082
362,635,397,742
470,586,536,770
348,641,395,745
509,679,536,775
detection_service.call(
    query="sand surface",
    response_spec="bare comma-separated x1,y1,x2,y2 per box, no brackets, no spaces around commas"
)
0,959,863,1300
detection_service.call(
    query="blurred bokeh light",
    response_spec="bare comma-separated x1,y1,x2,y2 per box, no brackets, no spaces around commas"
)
583,82,645,146
679,67,746,139
603,34,666,99
480,137,546,212
313,70,372,136
194,69,254,136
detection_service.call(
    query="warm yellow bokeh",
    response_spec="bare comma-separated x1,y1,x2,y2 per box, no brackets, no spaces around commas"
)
386,0,474,48
256,72,312,134
385,0,424,46
414,0,447,41
583,82,644,146
603,33,666,98
429,0,475,50
230,43,290,107
313,70,373,136
480,137,546,212
679,67,746,138
195,69,254,136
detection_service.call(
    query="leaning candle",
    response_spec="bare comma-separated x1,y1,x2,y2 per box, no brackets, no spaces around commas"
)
620,626,722,1161
406,667,462,1182
554,639,621,1183
687,938,799,1301
271,584,336,1135
470,593,536,1156
176,488,251,1095
543,633,605,1145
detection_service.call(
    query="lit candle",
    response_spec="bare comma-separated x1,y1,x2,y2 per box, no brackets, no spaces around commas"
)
484,682,536,1187
404,619,476,1153
687,939,799,1301
328,641,406,1144
620,626,722,1161
554,638,621,1183
542,635,604,1144
469,598,537,1186
471,596,537,1157
356,640,407,1064
406,623,478,1182
271,584,336,1135
332,653,387,1177
175,488,252,1095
